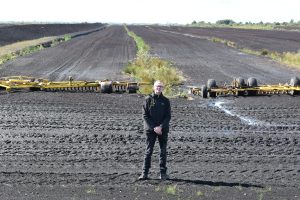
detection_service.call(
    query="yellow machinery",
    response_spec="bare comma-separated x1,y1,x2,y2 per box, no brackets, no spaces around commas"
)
0,76,149,93
190,77,300,98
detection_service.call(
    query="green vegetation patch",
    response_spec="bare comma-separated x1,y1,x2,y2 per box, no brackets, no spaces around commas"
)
211,37,236,48
165,185,177,195
0,35,71,65
124,26,185,96
190,19,300,30
210,37,300,68
241,48,300,68
0,36,56,57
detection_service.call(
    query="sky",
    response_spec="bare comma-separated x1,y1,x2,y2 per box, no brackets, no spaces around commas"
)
1,0,299,24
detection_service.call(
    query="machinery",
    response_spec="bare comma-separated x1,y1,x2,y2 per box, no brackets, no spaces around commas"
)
2,76,299,97
189,77,300,98
0,76,149,93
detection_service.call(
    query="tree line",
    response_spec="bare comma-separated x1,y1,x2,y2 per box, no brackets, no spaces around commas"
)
191,19,300,26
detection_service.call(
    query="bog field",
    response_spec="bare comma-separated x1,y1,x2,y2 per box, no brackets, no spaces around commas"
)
0,24,299,200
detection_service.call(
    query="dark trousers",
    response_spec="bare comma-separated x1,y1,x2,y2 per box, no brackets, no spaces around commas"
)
142,130,168,174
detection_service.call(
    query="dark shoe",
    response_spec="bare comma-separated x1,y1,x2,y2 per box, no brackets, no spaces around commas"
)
138,173,148,180
159,173,170,180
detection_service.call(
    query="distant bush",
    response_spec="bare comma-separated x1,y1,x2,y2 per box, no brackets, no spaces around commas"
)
0,53,17,65
63,34,71,41
261,49,269,56
216,19,236,25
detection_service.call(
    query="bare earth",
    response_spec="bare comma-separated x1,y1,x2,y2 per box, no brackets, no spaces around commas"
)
149,25,300,53
0,23,104,47
0,25,299,200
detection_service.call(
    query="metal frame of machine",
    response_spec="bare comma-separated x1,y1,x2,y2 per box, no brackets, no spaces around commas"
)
0,76,149,93
189,77,300,98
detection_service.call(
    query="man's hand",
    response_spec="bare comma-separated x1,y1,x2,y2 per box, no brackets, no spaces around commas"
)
154,126,162,135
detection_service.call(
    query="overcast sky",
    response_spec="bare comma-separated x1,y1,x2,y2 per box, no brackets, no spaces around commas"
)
1,0,299,24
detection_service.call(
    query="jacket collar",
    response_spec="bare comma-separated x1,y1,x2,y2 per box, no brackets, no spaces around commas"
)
152,92,163,99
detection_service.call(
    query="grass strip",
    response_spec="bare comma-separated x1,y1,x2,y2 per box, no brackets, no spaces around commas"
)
210,37,300,68
192,24,275,30
124,26,185,96
0,35,71,65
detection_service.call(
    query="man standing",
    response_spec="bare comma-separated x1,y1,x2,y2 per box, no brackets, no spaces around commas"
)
139,80,171,180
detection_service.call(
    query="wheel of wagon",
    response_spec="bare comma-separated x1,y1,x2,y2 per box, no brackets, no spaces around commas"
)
247,77,258,96
201,85,208,98
247,77,258,87
207,79,217,89
290,77,300,86
290,77,300,95
236,77,245,96
100,81,113,93
207,79,217,98
208,91,217,98
236,77,246,88
127,84,139,93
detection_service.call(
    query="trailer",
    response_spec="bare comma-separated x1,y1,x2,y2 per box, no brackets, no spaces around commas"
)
189,77,300,98
0,76,150,93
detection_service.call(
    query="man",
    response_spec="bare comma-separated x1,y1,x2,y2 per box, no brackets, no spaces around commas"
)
138,80,171,180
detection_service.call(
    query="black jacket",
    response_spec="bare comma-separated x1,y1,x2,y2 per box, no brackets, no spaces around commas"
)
143,93,171,132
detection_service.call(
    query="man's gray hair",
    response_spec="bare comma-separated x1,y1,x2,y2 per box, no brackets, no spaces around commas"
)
154,80,164,86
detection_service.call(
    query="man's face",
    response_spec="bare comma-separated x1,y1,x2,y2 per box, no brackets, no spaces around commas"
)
154,82,164,95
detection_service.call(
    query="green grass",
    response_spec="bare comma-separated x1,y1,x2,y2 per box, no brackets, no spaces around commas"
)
189,22,299,30
225,24,275,30
85,187,96,194
0,35,71,65
165,185,177,195
256,186,272,200
0,36,56,57
196,190,204,196
241,48,300,68
273,51,300,67
126,27,149,55
190,23,275,30
124,25,185,96
211,37,236,48
210,37,300,68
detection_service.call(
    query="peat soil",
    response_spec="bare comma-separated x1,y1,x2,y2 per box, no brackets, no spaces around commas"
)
128,25,300,86
0,25,299,199
0,26,136,81
148,25,300,53
0,93,299,200
0,23,104,47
